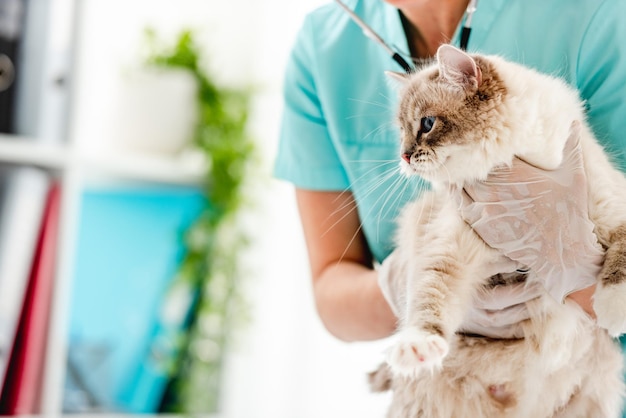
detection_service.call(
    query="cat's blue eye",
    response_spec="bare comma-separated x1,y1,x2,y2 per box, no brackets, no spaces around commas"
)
420,116,436,133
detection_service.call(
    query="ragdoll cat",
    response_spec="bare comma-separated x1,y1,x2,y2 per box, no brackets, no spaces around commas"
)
369,44,626,418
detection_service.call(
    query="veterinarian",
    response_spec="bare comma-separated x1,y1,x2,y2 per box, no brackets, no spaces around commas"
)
274,0,626,404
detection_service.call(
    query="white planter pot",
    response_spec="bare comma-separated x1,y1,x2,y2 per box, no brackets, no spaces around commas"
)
108,67,198,156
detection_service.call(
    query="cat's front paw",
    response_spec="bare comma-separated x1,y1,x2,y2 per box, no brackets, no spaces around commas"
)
386,328,449,377
593,282,626,337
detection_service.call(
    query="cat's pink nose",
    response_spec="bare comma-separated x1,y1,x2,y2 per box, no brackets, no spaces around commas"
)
401,152,412,163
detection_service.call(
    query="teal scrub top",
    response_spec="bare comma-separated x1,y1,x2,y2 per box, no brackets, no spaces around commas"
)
275,0,626,405
275,0,626,264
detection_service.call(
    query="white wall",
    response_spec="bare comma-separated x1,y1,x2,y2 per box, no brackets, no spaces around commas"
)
71,1,393,417
220,2,392,417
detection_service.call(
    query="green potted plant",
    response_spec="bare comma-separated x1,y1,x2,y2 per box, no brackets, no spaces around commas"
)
145,29,256,413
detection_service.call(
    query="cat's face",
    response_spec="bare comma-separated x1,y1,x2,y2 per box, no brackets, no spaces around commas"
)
390,45,509,186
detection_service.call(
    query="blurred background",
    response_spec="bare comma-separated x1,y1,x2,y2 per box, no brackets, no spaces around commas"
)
0,0,392,417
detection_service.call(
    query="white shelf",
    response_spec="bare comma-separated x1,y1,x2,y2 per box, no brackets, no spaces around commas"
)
0,134,68,169
77,149,207,186
0,133,208,413
0,135,206,185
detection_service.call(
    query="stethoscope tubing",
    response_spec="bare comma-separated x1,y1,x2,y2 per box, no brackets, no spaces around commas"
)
334,0,478,73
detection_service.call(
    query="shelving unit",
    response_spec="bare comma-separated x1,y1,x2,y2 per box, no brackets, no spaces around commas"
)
0,135,67,169
2,0,241,413
0,134,206,185
0,134,205,414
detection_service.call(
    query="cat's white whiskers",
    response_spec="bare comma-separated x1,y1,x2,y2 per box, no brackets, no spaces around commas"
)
362,122,397,142
323,161,401,238
329,160,399,208
349,166,404,220
378,171,421,229
372,170,409,241
325,162,414,265
377,169,408,220
327,160,398,211
347,95,395,111
328,171,401,266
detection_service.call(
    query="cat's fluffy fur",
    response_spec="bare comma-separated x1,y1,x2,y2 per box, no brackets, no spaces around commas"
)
371,44,626,418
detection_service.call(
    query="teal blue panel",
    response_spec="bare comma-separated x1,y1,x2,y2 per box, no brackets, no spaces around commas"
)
64,185,205,413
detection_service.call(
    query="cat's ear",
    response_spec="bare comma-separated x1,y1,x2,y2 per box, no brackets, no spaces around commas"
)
436,44,482,91
385,70,410,86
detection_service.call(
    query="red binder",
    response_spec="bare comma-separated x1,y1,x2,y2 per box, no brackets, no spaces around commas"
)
0,183,60,414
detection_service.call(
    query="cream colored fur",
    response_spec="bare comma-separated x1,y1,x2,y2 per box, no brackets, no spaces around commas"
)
376,45,626,417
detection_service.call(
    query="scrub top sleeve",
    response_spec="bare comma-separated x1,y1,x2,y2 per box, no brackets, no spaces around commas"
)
575,0,626,172
274,16,350,191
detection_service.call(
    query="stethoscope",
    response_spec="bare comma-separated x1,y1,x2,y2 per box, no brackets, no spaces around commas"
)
334,0,479,73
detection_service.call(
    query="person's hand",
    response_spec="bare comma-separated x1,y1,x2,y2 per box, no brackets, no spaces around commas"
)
457,121,604,303
459,278,543,338
378,250,536,338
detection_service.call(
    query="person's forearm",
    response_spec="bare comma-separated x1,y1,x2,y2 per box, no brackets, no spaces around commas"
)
313,260,397,342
